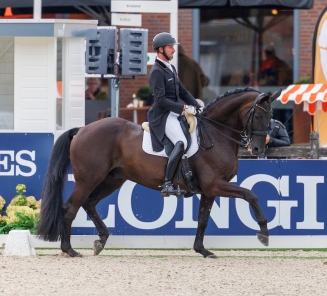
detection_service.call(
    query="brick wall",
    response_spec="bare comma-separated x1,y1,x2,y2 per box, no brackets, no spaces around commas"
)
178,9,193,57
87,5,326,123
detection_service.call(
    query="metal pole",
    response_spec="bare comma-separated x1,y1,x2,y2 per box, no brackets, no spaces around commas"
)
170,0,178,70
33,0,42,20
109,78,120,117
192,9,200,62
293,9,300,83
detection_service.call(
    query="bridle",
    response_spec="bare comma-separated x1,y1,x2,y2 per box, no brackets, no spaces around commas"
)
196,92,272,149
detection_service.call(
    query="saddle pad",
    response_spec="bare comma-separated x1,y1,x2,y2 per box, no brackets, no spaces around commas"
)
142,117,199,158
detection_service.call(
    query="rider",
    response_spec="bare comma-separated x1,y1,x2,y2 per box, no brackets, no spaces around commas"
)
147,32,202,197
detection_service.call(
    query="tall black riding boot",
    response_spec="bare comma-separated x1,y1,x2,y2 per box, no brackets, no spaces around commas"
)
160,141,187,198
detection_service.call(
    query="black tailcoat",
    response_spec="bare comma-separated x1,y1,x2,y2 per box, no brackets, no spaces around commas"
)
148,59,201,152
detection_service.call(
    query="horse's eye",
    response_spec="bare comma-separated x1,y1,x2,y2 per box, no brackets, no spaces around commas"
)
254,114,261,120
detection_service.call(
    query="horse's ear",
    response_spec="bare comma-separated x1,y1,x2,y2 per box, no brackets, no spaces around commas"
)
258,95,270,103
269,88,282,103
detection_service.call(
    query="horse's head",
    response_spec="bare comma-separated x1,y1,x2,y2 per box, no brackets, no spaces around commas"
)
241,89,281,155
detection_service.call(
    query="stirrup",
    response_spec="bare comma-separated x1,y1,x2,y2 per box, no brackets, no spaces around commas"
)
160,182,186,198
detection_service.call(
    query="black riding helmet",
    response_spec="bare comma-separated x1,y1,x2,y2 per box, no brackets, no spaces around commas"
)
152,32,179,60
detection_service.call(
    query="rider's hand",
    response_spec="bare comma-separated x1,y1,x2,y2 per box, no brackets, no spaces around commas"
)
265,135,270,144
185,105,197,115
197,107,204,114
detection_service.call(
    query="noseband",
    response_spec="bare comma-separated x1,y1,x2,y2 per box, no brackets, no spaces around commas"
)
196,92,272,149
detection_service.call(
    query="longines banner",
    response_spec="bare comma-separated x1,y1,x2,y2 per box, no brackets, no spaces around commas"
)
1,133,327,237
67,160,327,236
313,6,327,146
0,133,53,201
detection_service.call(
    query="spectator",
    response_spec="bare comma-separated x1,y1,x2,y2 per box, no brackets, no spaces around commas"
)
258,119,290,158
178,44,209,99
85,78,108,100
266,119,291,147
259,45,292,86
228,70,250,86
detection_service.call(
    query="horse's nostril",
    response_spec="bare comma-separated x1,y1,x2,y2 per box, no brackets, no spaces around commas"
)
253,147,259,152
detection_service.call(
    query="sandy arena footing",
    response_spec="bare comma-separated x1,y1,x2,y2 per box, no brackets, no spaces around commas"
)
1,249,327,295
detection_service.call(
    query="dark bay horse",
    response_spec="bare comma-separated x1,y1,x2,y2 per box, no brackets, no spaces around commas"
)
37,87,281,258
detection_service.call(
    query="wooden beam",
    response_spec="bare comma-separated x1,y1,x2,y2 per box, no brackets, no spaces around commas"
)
238,145,327,159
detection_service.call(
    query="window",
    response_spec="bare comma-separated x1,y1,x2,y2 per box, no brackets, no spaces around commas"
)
200,8,294,97
200,8,294,142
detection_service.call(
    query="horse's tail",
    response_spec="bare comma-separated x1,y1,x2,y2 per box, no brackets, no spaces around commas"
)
37,127,80,242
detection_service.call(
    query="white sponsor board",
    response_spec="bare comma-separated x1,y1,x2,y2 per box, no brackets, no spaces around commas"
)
147,52,156,65
111,13,142,27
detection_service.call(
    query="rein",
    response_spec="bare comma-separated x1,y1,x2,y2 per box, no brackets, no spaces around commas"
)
196,92,271,149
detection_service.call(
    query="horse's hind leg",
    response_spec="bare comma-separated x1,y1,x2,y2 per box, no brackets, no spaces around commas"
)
61,186,90,257
82,177,126,255
83,193,109,256
193,194,217,258
61,175,126,257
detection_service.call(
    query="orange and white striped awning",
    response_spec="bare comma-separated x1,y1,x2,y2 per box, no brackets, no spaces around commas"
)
278,84,327,115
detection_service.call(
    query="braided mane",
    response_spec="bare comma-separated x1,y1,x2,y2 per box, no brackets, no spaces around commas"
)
203,87,260,112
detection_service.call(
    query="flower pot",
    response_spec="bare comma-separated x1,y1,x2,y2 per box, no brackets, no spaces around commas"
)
133,98,139,108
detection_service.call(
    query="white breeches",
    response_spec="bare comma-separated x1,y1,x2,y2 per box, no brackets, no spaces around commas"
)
165,112,187,149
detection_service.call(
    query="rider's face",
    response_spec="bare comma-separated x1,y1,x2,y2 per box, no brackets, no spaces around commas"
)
159,44,175,61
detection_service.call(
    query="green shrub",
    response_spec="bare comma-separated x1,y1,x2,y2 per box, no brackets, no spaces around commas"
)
294,77,312,84
137,85,152,101
0,184,41,234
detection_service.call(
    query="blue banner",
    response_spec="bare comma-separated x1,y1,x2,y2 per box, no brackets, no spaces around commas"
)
0,133,53,205
1,133,327,237
68,159,327,236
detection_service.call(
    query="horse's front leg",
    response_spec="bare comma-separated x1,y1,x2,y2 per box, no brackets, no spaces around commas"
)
243,188,269,246
194,194,217,258
207,182,269,248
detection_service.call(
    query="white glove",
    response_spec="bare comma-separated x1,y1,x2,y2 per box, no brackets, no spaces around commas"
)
185,105,197,115
197,106,204,113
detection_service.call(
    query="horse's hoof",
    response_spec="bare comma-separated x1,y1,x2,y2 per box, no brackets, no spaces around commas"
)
206,254,218,259
62,249,83,257
257,232,269,246
195,248,216,258
94,240,104,256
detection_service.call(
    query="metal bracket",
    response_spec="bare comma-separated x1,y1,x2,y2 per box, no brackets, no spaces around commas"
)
104,75,135,90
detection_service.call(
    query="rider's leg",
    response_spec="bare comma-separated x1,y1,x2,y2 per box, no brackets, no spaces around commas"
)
161,112,187,197
161,140,185,196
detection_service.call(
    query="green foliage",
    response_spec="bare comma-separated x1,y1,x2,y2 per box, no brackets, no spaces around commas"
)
12,184,27,205
16,184,27,195
294,77,312,84
0,212,39,234
12,194,27,206
0,184,40,234
137,85,152,101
